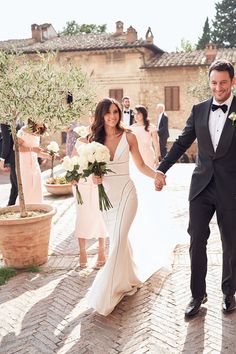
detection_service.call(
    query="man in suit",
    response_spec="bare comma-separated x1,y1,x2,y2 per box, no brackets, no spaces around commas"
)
156,103,169,160
0,124,18,205
154,59,236,317
122,96,134,126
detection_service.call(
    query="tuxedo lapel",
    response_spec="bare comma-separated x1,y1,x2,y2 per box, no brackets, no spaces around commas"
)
200,99,215,158
214,96,236,159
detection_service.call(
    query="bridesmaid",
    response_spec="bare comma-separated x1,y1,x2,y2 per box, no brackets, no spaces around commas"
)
71,122,108,269
131,105,160,168
17,119,52,204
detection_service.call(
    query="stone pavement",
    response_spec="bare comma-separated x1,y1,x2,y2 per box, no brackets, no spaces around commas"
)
0,165,236,354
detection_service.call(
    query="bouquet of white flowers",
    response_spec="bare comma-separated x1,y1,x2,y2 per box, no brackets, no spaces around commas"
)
62,155,83,204
73,125,89,138
77,142,114,211
47,141,60,178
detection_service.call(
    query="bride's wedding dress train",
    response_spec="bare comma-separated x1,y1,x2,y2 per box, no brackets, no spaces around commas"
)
88,133,141,316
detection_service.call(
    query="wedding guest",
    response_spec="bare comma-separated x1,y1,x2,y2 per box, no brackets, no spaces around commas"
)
88,97,156,316
17,119,52,204
0,124,18,205
122,96,134,126
131,105,160,168
156,103,169,160
66,122,78,157
155,59,236,317
65,91,78,157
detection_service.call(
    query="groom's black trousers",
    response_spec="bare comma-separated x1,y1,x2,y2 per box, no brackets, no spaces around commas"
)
188,177,236,298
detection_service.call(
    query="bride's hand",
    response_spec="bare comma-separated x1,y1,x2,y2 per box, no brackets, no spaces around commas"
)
92,175,103,185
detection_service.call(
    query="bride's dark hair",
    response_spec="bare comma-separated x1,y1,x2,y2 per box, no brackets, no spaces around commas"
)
89,97,124,144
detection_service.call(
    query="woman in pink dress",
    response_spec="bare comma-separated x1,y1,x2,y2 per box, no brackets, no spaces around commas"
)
17,119,51,204
131,105,160,168
72,136,107,269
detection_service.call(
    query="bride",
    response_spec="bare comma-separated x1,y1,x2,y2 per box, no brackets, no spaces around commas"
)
87,97,157,316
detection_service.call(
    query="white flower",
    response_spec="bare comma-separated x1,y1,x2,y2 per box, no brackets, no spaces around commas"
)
47,141,59,153
77,141,111,165
71,155,80,166
229,112,236,126
73,125,89,138
62,156,74,172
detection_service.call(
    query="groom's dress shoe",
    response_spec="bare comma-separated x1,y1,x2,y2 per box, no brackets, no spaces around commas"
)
185,294,207,317
222,295,236,313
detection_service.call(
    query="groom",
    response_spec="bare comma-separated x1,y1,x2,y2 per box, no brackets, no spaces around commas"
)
154,59,236,317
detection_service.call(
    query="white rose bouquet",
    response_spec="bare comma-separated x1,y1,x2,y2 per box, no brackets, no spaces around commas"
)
46,141,60,178
62,155,83,204
77,142,114,211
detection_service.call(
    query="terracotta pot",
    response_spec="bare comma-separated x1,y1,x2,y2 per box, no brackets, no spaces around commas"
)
0,204,56,269
45,183,73,195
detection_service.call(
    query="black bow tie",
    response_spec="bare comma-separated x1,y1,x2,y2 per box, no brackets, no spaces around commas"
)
211,104,228,113
123,110,129,114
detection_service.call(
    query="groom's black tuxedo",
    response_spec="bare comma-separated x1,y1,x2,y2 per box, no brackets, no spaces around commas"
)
159,96,236,208
157,95,236,298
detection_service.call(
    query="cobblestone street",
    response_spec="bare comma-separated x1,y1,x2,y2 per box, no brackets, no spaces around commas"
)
0,164,236,354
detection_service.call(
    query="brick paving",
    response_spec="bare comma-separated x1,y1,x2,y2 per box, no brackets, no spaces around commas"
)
0,165,236,354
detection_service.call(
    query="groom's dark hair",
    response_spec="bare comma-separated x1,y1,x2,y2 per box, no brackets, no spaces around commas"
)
208,59,234,80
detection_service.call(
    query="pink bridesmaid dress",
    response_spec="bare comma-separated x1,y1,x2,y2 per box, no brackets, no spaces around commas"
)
131,123,157,168
17,127,43,204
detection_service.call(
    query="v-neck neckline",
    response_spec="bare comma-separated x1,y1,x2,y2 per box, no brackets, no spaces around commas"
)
109,132,124,161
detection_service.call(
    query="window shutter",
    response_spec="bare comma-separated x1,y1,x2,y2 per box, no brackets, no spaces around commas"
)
109,89,123,104
165,86,180,111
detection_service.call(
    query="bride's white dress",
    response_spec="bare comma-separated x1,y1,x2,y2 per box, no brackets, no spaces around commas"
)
88,132,141,316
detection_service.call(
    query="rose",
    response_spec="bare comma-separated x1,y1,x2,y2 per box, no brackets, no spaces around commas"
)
77,142,114,211
62,155,83,204
229,112,236,126
47,141,59,154
47,141,60,178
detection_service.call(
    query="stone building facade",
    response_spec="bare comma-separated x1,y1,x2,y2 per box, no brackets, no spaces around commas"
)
1,21,236,159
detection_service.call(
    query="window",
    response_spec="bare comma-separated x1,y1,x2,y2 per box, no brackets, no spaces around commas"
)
165,86,180,111
109,89,123,104
106,52,125,63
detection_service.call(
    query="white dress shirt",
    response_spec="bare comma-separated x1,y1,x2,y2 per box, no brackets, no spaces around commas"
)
208,93,233,151
123,110,131,126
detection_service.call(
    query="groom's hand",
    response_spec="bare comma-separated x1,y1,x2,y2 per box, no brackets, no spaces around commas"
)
154,171,166,191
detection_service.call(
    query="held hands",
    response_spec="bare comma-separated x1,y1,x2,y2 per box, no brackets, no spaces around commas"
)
154,172,166,191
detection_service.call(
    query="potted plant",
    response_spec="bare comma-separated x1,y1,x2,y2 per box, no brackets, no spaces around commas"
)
0,50,95,268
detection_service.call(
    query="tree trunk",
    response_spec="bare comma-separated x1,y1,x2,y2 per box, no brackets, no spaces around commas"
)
12,120,27,218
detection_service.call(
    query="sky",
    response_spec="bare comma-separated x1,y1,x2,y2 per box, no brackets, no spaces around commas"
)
0,0,217,52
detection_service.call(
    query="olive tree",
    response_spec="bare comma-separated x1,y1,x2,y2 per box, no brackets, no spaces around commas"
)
0,50,96,217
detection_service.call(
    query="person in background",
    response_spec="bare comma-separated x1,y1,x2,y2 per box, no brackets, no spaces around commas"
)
17,119,52,204
156,103,169,160
71,112,107,269
131,105,160,168
0,124,18,205
122,96,134,126
65,91,78,156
